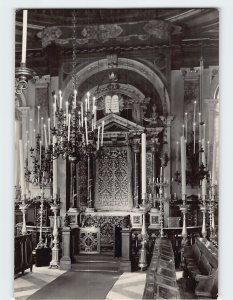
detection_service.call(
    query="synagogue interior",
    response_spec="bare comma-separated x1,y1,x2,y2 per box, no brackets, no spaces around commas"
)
14,8,219,300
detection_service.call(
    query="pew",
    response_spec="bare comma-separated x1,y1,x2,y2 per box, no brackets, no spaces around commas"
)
183,238,218,299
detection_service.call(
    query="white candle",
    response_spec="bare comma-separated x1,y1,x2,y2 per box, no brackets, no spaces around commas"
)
141,133,147,200
81,102,84,127
53,135,58,198
33,129,36,147
41,117,44,145
92,97,96,113
54,94,57,111
201,138,207,198
68,114,71,141
37,106,40,133
176,141,179,171
87,92,90,110
93,105,97,129
85,98,88,112
182,124,185,137
48,118,51,144
19,140,26,195
97,126,100,150
65,101,69,125
53,103,56,128
44,124,48,149
84,117,88,145
193,100,197,124
74,89,77,108
39,140,42,168
193,122,196,153
91,118,94,131
184,112,188,141
29,118,33,148
212,141,217,186
59,90,62,109
198,112,202,142
207,140,210,169
180,135,186,199
203,123,206,142
101,120,105,146
21,10,28,64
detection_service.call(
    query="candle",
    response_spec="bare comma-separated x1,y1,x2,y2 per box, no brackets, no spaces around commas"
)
54,94,57,111
85,98,88,112
74,89,77,108
33,129,36,147
193,100,197,124
29,118,33,147
180,135,186,199
160,166,163,178
101,120,105,146
44,124,48,149
53,135,58,198
59,90,62,109
93,97,96,113
198,112,202,142
184,112,188,141
48,118,51,144
141,132,147,200
39,140,42,168
212,141,217,186
84,117,88,145
207,141,210,169
203,123,206,142
176,141,179,171
65,101,69,125
201,139,207,199
37,106,40,133
68,114,71,141
81,102,84,127
97,126,100,150
53,103,56,128
41,117,44,145
182,124,185,137
91,118,94,131
93,105,97,129
19,140,26,195
21,10,28,64
87,92,90,110
193,122,196,153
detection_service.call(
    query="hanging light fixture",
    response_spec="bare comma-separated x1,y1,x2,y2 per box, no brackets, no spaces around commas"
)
52,10,104,162
15,10,36,95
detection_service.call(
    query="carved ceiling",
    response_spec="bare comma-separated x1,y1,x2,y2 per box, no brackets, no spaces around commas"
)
15,8,219,75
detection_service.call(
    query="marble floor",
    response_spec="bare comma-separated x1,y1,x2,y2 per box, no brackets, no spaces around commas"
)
14,267,146,300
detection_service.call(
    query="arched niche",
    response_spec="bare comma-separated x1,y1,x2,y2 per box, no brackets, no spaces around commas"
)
62,57,170,114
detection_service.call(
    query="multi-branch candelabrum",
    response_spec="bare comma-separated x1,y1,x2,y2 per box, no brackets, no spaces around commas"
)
207,183,218,243
153,175,170,238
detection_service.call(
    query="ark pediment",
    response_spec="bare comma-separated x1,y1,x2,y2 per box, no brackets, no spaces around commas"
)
96,113,144,133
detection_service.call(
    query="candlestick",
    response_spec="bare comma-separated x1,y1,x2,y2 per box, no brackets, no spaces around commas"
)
59,90,62,109
201,139,207,198
193,100,197,125
21,10,28,64
180,135,186,198
101,120,105,146
19,140,26,195
141,133,147,201
48,118,51,145
68,114,71,141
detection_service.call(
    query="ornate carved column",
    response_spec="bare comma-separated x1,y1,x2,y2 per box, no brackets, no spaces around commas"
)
132,139,140,208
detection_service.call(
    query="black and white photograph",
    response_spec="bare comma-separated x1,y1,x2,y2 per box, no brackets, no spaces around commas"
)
7,6,222,300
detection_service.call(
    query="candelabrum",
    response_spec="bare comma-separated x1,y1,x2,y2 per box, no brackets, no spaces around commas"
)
18,194,31,235
199,195,208,239
179,195,189,265
49,199,60,268
153,175,170,237
207,183,218,243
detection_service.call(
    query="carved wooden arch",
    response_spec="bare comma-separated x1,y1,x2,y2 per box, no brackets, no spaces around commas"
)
81,83,145,103
62,58,170,113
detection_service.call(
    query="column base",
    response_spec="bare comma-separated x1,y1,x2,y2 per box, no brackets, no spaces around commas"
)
85,207,96,213
60,257,71,270
119,260,131,272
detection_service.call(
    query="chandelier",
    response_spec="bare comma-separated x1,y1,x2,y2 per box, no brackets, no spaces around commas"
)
51,11,104,162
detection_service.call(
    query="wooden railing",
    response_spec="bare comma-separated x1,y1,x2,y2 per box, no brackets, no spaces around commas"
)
14,234,33,276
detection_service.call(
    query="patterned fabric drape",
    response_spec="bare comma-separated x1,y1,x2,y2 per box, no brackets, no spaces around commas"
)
95,146,133,211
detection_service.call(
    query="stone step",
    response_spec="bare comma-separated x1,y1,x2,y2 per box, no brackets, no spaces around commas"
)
71,262,119,273
74,254,117,263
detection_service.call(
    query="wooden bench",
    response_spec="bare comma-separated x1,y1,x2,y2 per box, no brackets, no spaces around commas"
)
183,238,218,299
